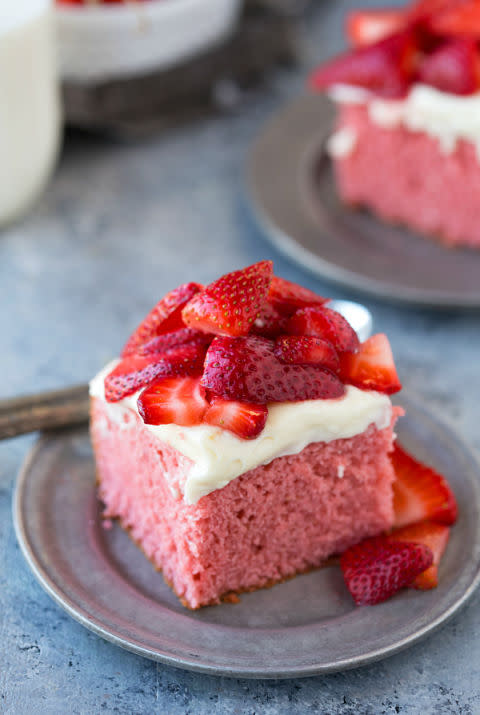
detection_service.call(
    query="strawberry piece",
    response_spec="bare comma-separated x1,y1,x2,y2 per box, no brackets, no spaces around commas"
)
287,306,360,354
267,276,327,315
309,31,417,98
250,301,291,339
105,343,207,402
392,444,458,528
138,376,208,427
201,335,345,403
137,328,213,357
274,335,339,372
339,333,401,394
340,535,433,605
121,283,203,357
429,1,480,37
389,522,450,590
346,9,408,48
203,397,268,440
418,38,480,95
182,261,273,337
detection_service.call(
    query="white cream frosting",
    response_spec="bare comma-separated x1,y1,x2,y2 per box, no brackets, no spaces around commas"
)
90,360,392,504
328,83,480,158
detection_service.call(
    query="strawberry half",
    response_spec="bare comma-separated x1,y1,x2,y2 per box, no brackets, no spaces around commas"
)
250,301,291,339
267,276,327,315
389,521,450,590
309,31,417,98
429,1,480,37
392,443,458,528
104,343,207,402
121,282,203,357
137,328,213,357
138,376,208,426
339,333,401,394
346,9,408,48
182,261,273,337
202,335,345,403
418,38,480,95
340,535,433,606
287,306,359,354
203,397,268,440
274,335,339,372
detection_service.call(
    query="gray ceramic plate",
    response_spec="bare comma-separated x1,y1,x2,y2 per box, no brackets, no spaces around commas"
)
14,395,480,678
247,94,480,308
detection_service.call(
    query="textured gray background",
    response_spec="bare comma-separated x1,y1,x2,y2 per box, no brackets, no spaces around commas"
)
2,1,480,713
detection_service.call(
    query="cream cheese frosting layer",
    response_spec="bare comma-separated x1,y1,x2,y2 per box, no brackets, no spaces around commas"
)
328,84,480,158
90,361,393,504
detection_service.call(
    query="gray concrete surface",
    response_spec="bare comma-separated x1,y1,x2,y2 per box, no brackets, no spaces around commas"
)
1,2,480,712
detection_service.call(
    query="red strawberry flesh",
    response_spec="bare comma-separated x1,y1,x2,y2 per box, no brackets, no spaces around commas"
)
250,301,291,338
201,335,345,403
105,343,207,402
274,335,339,372
137,328,213,356
339,333,402,394
182,261,273,337
389,521,450,590
392,443,458,527
138,376,208,426
340,535,433,605
121,282,203,357
203,397,268,440
267,276,327,315
287,306,360,354
346,9,408,47
418,38,480,95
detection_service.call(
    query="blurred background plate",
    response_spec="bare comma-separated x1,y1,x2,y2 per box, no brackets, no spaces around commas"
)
13,395,480,678
246,93,480,309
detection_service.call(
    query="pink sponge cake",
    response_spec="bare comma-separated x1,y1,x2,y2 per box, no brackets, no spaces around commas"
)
310,0,480,249
90,261,404,608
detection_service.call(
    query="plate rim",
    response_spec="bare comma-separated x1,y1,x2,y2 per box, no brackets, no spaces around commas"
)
246,93,480,310
13,400,480,679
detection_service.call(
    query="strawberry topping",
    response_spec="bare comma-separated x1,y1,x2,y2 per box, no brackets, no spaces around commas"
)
267,276,327,314
339,333,402,394
121,282,203,357
418,38,480,95
202,335,345,403
392,443,458,527
203,398,268,440
182,261,273,337
346,9,408,47
137,328,212,356
138,376,209,427
274,335,340,372
389,521,451,589
429,1,480,37
340,535,433,605
287,306,360,354
250,301,291,338
105,343,208,402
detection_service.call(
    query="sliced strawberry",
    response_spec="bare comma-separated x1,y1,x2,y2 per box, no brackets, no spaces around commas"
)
267,276,327,315
138,376,208,426
201,335,345,403
429,1,480,37
309,31,417,98
346,9,408,48
287,306,359,354
250,301,291,339
392,443,458,528
137,328,213,357
339,333,401,394
105,343,207,402
340,535,433,606
274,335,339,372
182,261,273,337
121,282,203,357
389,521,450,589
203,397,268,439
418,38,480,95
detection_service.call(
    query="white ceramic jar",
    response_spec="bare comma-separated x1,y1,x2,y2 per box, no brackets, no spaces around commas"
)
0,1,61,226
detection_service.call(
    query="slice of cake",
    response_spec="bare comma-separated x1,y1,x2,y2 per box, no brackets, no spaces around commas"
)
90,261,405,608
310,0,480,249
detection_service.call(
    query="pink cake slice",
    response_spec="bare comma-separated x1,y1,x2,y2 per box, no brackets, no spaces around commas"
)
91,395,399,609
330,104,480,249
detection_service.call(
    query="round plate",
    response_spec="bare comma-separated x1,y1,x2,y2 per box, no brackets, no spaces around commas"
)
246,94,480,308
14,396,480,679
